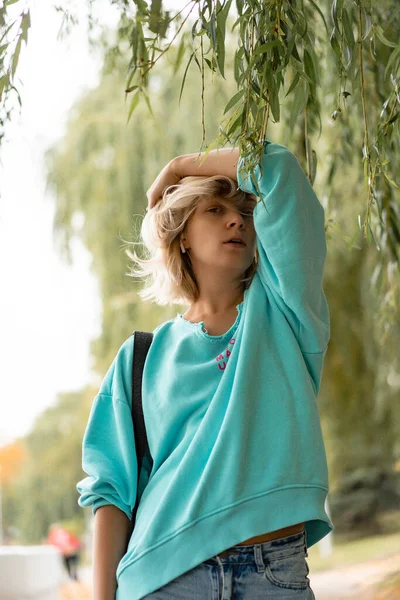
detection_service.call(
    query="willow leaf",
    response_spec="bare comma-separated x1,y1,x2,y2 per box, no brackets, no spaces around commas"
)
374,25,396,49
223,89,245,114
342,8,355,48
285,71,300,97
126,92,140,124
179,52,194,104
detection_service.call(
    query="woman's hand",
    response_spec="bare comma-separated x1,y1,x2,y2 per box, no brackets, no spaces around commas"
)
146,159,182,210
146,148,239,210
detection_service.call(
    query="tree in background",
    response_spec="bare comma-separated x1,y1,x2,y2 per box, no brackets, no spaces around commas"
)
2,388,96,543
0,441,27,485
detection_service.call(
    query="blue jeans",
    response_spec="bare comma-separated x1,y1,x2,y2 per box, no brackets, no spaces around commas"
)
141,530,315,599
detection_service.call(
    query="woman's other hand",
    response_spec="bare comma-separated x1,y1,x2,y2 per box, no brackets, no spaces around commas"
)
146,159,181,210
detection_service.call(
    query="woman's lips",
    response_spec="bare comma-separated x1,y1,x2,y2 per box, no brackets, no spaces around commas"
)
223,241,247,248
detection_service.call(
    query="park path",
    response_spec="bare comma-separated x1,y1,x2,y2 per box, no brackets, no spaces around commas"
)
308,551,400,599
67,553,400,599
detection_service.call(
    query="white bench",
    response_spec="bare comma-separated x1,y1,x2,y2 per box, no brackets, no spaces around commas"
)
0,545,64,600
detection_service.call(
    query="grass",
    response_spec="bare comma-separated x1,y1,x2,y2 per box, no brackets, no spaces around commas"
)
308,529,400,572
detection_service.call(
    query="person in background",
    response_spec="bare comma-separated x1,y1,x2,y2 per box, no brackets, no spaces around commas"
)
47,523,81,581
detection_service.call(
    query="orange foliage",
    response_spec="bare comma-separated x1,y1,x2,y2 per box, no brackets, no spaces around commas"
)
0,441,28,484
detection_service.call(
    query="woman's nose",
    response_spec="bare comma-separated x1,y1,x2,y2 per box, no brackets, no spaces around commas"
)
227,211,245,227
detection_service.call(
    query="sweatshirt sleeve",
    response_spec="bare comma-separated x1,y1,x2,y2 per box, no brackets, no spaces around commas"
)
76,336,138,520
237,140,330,354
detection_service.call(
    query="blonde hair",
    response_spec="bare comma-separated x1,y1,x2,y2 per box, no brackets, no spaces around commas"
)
127,175,258,306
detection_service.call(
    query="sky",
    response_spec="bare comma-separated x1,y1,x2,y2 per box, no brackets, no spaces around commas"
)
0,0,191,447
0,0,120,445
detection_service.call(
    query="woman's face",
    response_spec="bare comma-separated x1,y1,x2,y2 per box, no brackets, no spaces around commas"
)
182,195,257,276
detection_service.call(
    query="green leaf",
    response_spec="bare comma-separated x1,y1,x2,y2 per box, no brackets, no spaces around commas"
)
290,57,313,85
285,71,300,97
10,82,21,107
291,42,302,63
148,0,162,35
0,73,10,104
204,57,215,71
226,111,243,137
250,79,261,96
254,41,280,56
126,67,136,91
223,89,245,114
367,222,380,251
0,20,16,45
20,10,31,45
233,48,242,83
308,0,329,35
191,18,200,41
266,70,280,122
331,0,343,31
193,50,202,73
179,52,193,104
130,24,138,65
173,34,186,75
384,44,400,80
303,48,316,87
232,15,241,32
342,8,354,48
374,25,396,49
142,90,154,118
11,35,22,80
288,80,308,131
221,0,234,20
210,10,217,50
383,171,400,189
126,91,140,124
330,30,341,61
236,0,244,16
310,149,317,185
361,10,372,41
216,1,227,78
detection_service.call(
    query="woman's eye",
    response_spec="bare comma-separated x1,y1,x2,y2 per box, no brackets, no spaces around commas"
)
207,206,253,216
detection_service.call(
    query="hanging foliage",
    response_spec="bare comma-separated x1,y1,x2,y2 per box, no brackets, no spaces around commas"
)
0,0,30,146
1,0,399,314
86,1,400,253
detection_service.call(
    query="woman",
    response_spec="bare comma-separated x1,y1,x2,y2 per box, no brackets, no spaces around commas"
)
77,139,333,599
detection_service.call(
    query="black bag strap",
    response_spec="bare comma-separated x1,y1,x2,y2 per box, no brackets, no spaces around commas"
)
131,331,153,526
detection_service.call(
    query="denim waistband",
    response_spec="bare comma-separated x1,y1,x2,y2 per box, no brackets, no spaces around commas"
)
207,530,307,565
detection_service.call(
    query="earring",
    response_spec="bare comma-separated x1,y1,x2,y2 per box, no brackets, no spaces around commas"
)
180,238,186,253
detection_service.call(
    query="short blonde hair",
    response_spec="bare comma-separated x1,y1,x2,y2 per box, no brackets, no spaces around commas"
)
127,175,258,306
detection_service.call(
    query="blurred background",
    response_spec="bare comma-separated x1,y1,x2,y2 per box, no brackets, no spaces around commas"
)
0,1,399,599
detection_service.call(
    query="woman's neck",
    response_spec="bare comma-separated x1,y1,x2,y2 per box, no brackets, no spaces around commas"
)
185,289,244,321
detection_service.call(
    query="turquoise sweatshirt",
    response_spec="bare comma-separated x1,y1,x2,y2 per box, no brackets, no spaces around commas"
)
77,140,333,600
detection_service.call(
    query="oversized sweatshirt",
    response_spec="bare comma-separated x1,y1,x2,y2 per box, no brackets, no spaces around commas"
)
77,140,333,600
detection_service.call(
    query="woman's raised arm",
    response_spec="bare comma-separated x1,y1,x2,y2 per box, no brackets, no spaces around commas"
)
146,148,240,210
